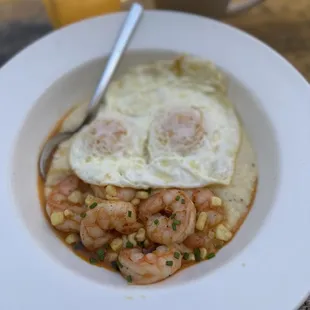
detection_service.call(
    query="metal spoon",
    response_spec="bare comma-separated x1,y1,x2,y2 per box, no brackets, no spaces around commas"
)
39,3,144,179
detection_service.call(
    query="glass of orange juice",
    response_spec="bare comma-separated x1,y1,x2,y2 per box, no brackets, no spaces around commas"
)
43,0,130,28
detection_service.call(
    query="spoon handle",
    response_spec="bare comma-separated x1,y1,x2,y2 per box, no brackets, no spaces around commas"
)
87,3,144,118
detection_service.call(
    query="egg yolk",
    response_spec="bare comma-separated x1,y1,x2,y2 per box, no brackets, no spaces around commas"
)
87,119,128,156
157,108,205,155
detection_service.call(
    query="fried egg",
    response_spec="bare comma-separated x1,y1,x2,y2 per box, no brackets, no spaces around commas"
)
70,56,241,188
69,112,148,187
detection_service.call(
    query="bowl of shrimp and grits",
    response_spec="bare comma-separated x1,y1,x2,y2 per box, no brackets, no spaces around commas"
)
1,10,310,310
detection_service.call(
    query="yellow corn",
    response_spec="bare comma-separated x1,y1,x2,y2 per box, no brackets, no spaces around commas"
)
135,228,146,242
200,248,207,260
215,224,232,241
208,231,215,239
188,253,195,261
128,233,137,246
65,233,80,244
106,185,117,197
122,235,128,248
110,238,123,252
85,194,103,207
64,209,74,218
135,191,149,200
50,212,65,226
196,212,208,231
68,190,83,204
131,198,140,206
211,196,222,207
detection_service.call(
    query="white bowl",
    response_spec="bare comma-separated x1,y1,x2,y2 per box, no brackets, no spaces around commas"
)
0,10,310,310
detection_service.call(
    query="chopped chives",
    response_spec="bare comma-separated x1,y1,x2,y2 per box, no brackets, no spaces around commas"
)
166,260,173,266
194,248,201,262
128,210,132,217
80,212,87,218
173,219,181,225
126,275,132,283
97,249,105,261
172,223,177,231
89,202,97,209
183,253,189,260
170,214,176,219
181,198,185,204
154,219,159,225
207,253,216,260
175,195,180,201
126,241,134,248
174,252,180,259
89,257,98,264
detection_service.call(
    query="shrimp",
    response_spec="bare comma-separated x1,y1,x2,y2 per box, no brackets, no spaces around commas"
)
139,189,196,245
183,232,224,252
118,245,182,284
91,185,136,202
186,188,225,228
46,175,87,232
80,200,142,250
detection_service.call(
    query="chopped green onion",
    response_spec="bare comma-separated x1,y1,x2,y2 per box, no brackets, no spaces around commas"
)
172,223,177,231
128,210,132,218
126,275,132,283
89,257,97,264
181,199,185,204
97,249,105,261
166,260,173,266
175,195,180,201
154,219,159,225
194,248,201,261
173,219,181,225
80,212,87,218
207,253,216,260
126,241,134,248
174,252,180,259
170,214,176,219
89,202,97,209
183,253,189,260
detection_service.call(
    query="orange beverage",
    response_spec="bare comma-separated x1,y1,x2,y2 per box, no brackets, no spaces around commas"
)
43,0,123,28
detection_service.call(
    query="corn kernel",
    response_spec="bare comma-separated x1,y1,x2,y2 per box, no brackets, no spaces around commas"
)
128,233,137,246
110,238,123,252
200,248,207,260
65,233,80,244
64,209,74,218
211,196,222,207
188,253,195,261
135,191,149,200
85,194,103,207
135,228,146,242
196,212,208,231
51,212,65,226
215,224,232,241
122,235,128,248
106,185,117,197
68,190,83,204
131,198,140,206
208,231,215,239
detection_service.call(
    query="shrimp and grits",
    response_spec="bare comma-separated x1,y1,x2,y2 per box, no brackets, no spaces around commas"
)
39,56,258,285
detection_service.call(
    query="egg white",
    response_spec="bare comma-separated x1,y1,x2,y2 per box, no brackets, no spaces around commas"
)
70,56,241,188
